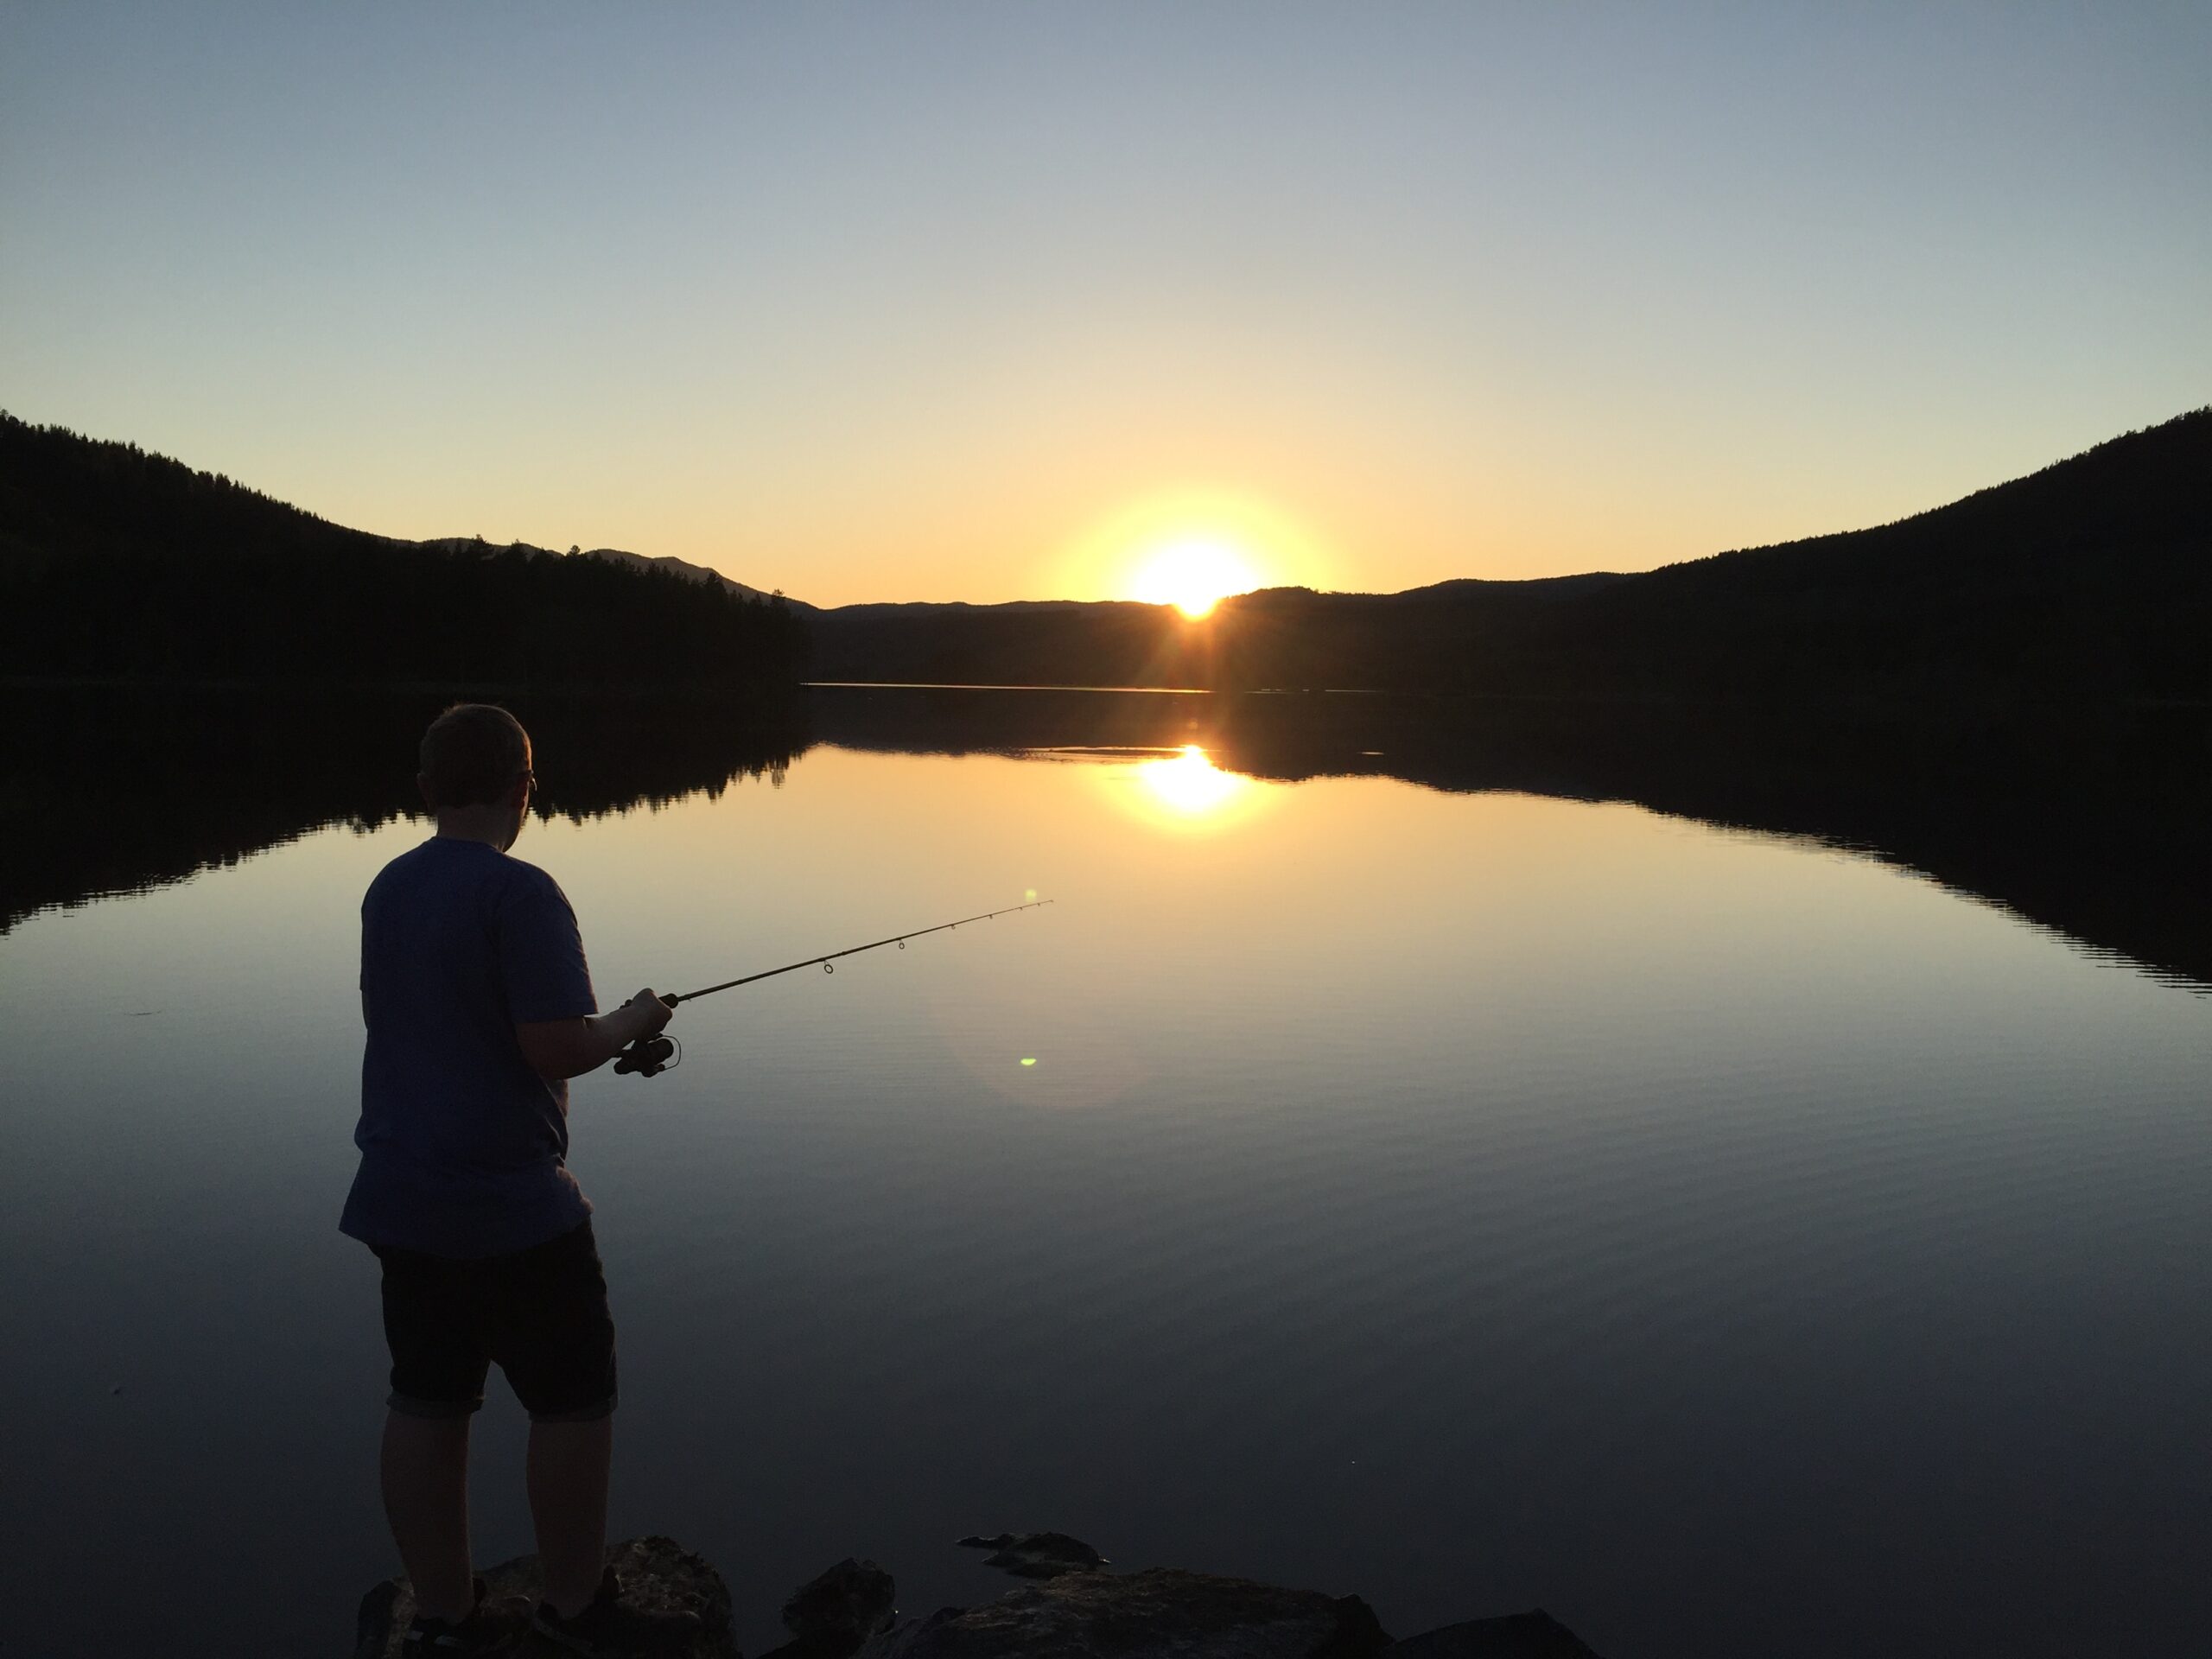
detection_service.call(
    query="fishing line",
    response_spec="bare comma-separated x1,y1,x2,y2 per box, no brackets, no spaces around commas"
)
613,900,1053,1077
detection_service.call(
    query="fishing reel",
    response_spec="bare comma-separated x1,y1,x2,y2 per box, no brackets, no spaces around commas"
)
613,1034,681,1078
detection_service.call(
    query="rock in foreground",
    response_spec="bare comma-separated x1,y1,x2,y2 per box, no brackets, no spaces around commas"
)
766,1557,899,1657
354,1532,1606,1659
353,1535,736,1658
856,1567,1389,1659
956,1531,1111,1580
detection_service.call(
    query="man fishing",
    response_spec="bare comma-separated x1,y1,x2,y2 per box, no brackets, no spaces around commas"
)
340,702,699,1656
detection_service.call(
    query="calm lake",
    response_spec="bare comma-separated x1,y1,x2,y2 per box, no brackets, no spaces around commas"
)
3,687,2206,1657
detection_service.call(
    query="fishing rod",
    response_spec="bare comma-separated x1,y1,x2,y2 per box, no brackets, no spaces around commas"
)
613,899,1054,1078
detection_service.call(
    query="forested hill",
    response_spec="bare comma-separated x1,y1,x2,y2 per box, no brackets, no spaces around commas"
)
810,409,2212,703
0,415,804,690
1268,404,2212,702
10,405,2203,702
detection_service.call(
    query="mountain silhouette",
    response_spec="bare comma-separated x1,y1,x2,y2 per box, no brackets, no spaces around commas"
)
9,405,2204,704
412,537,792,606
0,414,804,690
807,408,2212,703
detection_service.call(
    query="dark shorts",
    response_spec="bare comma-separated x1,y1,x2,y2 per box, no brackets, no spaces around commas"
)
373,1220,618,1422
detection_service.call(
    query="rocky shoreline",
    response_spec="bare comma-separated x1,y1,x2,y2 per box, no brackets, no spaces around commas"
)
355,1531,1604,1658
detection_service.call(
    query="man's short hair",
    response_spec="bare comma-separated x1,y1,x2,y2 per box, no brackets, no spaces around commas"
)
420,703,532,809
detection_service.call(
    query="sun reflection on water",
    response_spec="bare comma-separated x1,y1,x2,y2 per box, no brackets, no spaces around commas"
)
1123,744,1266,832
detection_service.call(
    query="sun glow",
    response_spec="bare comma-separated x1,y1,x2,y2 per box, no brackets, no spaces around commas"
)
1128,537,1262,619
1058,489,1335,612
1103,744,1276,836
1139,744,1248,815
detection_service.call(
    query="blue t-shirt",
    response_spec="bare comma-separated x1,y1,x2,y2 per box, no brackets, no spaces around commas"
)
340,836,599,1258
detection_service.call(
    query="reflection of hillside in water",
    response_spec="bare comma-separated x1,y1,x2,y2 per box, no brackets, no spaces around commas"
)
811,685,2212,994
0,690,805,934
9,685,2207,995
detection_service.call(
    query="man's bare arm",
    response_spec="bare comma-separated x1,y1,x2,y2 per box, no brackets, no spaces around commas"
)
516,988,673,1080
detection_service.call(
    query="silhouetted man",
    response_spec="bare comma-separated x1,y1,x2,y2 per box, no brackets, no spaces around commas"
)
341,702,696,1656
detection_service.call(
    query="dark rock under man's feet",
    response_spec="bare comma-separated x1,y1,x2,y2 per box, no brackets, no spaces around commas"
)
356,1533,1605,1659
857,1567,1389,1659
768,1557,898,1657
954,1530,1109,1580
353,1535,736,1659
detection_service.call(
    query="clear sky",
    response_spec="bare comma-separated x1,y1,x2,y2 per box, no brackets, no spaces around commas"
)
3,3,2206,605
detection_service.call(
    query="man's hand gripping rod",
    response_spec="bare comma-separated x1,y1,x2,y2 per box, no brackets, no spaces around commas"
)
613,900,1054,1078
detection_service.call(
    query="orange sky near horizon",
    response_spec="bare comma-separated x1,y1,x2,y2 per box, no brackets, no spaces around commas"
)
79,384,2192,613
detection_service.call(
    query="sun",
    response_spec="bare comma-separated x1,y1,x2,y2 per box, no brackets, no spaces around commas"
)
1127,537,1262,620
1060,489,1331,611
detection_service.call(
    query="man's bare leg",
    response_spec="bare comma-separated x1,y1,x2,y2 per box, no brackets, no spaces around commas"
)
381,1410,474,1623
530,1415,613,1618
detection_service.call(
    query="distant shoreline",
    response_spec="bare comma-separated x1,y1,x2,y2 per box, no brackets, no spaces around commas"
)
0,676,803,699
804,679,1211,694
10,675,2212,711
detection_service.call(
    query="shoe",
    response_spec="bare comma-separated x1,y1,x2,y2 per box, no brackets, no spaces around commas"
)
404,1575,531,1654
532,1565,703,1656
